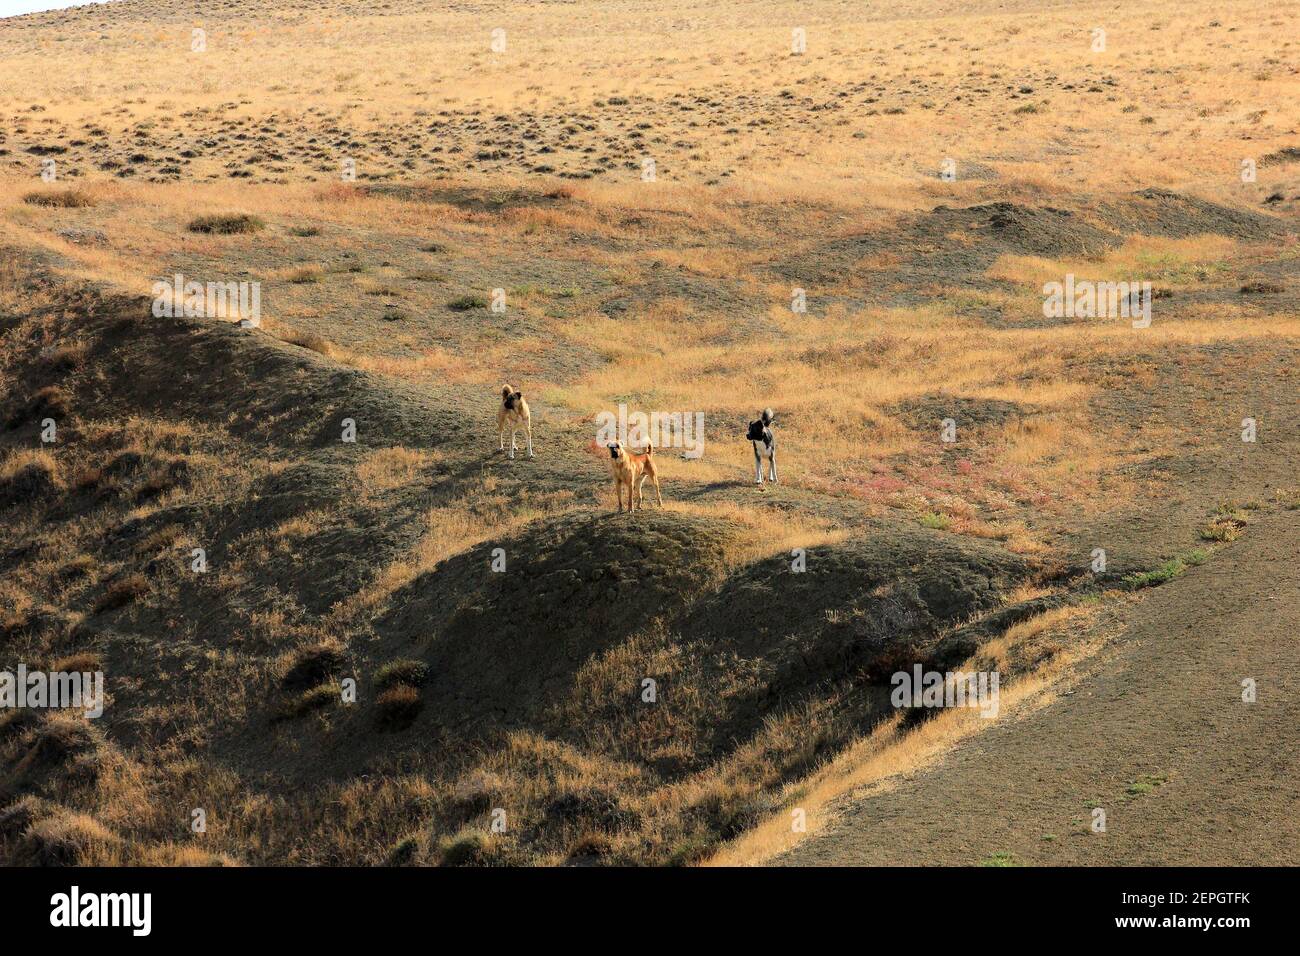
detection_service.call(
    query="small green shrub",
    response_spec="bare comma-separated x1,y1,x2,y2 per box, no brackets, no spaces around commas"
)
374,659,430,691
1123,558,1185,589
284,682,339,717
436,830,492,867
447,294,486,311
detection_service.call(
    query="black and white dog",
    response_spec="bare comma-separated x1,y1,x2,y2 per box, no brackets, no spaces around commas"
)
746,408,777,484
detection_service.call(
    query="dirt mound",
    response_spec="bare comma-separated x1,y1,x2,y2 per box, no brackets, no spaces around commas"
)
933,201,1118,258
769,200,1121,291
1260,146,1300,167
777,509,1300,866
364,182,573,213
364,509,1035,753
1100,188,1288,240
0,256,478,456
890,394,1037,433
769,190,1290,295
679,531,1034,748
0,457,61,508
0,713,106,804
376,510,741,724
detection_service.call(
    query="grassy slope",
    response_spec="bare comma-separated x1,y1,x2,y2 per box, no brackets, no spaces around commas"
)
0,0,1297,866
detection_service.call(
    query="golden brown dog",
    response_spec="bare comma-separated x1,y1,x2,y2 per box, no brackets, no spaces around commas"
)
607,440,662,511
497,384,533,459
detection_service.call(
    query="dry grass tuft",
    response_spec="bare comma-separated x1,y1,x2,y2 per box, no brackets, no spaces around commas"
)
0,449,64,506
18,810,121,866
187,213,264,235
375,684,423,730
23,189,95,209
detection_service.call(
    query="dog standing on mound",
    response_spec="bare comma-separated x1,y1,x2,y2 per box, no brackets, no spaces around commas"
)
607,440,662,511
747,408,777,484
497,385,534,459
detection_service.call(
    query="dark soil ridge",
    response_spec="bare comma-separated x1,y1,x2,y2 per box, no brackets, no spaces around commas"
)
215,506,1051,787
0,249,480,456
766,188,1292,295
377,510,1035,715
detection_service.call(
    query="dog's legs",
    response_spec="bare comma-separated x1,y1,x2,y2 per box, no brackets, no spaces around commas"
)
635,474,647,510
526,420,534,459
653,473,663,507
754,446,763,484
498,422,505,451
769,449,778,483
509,428,517,460
615,478,624,512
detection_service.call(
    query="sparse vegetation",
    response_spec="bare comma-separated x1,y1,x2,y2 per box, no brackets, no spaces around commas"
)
187,213,264,235
1126,774,1168,797
446,294,486,311
93,573,148,613
374,659,430,691
375,684,423,729
281,642,346,692
286,265,323,284
23,188,95,208
284,682,341,718
1124,558,1186,589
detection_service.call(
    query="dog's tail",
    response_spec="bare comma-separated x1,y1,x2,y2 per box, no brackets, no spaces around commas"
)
642,443,654,456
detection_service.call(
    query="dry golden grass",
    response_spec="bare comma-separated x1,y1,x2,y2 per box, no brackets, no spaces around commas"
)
987,235,1247,288
4,0,1294,204
355,446,441,496
0,447,62,486
667,500,850,568
347,479,578,616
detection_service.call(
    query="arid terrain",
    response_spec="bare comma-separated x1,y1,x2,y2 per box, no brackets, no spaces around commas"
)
0,0,1297,866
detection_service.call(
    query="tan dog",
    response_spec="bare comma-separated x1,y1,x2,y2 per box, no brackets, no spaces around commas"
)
497,384,533,459
607,440,662,511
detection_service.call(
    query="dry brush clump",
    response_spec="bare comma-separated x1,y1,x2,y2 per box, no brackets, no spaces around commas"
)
16,810,122,866
0,449,64,506
187,213,264,235
22,189,96,209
